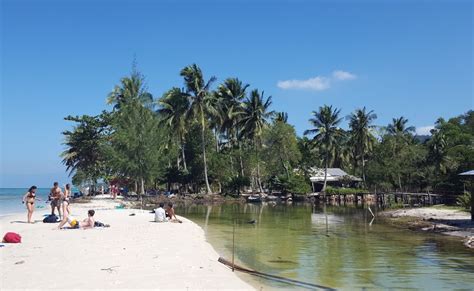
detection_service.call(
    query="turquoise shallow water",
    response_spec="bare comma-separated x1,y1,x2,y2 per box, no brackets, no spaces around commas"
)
0,188,52,216
175,203,474,290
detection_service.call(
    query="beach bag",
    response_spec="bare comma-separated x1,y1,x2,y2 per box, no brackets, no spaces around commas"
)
3,232,21,243
43,214,59,223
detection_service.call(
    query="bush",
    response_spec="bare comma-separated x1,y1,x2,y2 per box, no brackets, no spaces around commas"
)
224,176,250,196
457,191,471,209
325,186,369,195
286,174,311,195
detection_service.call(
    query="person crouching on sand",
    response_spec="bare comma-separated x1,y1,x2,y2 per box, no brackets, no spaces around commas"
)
58,209,95,229
166,203,182,223
22,186,40,223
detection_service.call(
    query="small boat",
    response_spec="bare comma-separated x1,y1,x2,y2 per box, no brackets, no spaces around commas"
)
247,194,262,203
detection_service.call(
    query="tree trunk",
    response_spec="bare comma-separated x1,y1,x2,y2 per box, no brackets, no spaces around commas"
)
398,174,402,191
361,154,366,184
323,150,329,196
215,130,219,152
255,142,263,193
201,108,212,194
181,142,187,171
140,178,145,195
239,142,244,177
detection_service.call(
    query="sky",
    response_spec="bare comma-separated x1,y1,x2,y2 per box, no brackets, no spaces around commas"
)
1,0,472,188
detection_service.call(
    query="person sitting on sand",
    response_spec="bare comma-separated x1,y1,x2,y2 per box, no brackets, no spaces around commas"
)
154,203,167,222
22,186,39,223
58,209,95,229
166,203,182,223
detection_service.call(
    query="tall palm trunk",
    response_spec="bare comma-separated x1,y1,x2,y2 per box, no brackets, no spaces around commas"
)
323,149,329,195
140,178,145,195
201,107,212,194
238,142,244,177
215,130,219,152
181,137,187,171
361,153,366,184
255,141,263,193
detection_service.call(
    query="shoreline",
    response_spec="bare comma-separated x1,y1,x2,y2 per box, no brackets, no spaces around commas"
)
380,206,474,248
0,198,254,290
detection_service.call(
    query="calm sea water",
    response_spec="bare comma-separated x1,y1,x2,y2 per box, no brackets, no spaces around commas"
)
174,203,474,290
0,188,52,216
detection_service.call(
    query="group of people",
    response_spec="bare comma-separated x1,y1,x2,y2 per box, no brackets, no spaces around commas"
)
154,202,182,223
22,183,95,229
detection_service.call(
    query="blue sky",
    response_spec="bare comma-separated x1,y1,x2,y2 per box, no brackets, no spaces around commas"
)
1,0,472,187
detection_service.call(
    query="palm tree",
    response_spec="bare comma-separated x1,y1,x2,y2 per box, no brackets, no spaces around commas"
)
348,107,377,183
107,69,153,110
304,105,342,193
387,116,415,136
180,64,216,193
157,87,190,170
274,112,288,123
240,89,273,192
215,78,249,176
386,116,415,191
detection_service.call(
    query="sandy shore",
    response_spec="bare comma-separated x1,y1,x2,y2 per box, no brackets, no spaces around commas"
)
0,198,254,290
382,206,474,248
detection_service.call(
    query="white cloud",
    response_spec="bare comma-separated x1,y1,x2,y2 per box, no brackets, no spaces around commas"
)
332,70,357,80
416,125,434,136
277,76,331,91
277,70,356,91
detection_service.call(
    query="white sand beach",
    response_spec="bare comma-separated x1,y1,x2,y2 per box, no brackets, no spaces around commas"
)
0,198,253,290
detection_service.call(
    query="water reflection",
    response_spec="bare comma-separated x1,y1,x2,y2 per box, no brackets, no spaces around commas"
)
174,202,474,289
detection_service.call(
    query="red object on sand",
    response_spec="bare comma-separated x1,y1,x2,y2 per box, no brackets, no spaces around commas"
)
3,232,21,243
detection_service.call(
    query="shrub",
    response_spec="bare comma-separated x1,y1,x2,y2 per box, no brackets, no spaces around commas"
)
457,191,471,209
325,186,369,195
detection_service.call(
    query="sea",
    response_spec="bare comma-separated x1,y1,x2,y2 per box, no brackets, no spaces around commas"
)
0,188,56,216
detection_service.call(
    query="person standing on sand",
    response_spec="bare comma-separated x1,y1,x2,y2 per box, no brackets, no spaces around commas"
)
22,186,39,223
63,183,72,214
49,182,63,218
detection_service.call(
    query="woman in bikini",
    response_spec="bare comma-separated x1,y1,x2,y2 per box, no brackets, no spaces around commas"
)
63,184,72,215
22,186,38,223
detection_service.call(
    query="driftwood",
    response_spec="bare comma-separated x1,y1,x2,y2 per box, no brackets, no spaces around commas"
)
218,257,335,290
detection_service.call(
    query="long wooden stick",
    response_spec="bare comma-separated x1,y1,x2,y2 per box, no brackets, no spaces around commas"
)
218,257,335,290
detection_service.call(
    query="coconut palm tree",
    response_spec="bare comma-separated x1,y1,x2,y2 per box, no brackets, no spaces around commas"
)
348,107,377,183
180,64,216,193
387,116,415,136
274,112,288,123
215,78,249,176
157,87,190,170
239,89,273,192
304,105,342,193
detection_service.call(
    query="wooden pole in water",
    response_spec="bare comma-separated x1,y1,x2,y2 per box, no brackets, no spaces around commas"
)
232,219,235,272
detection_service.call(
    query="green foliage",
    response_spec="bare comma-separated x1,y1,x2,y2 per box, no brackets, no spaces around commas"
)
61,111,112,185
61,64,473,198
262,121,301,178
224,176,251,196
456,191,471,209
325,186,369,195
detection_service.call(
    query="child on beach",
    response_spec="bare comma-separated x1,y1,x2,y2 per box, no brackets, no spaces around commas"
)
22,186,39,223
